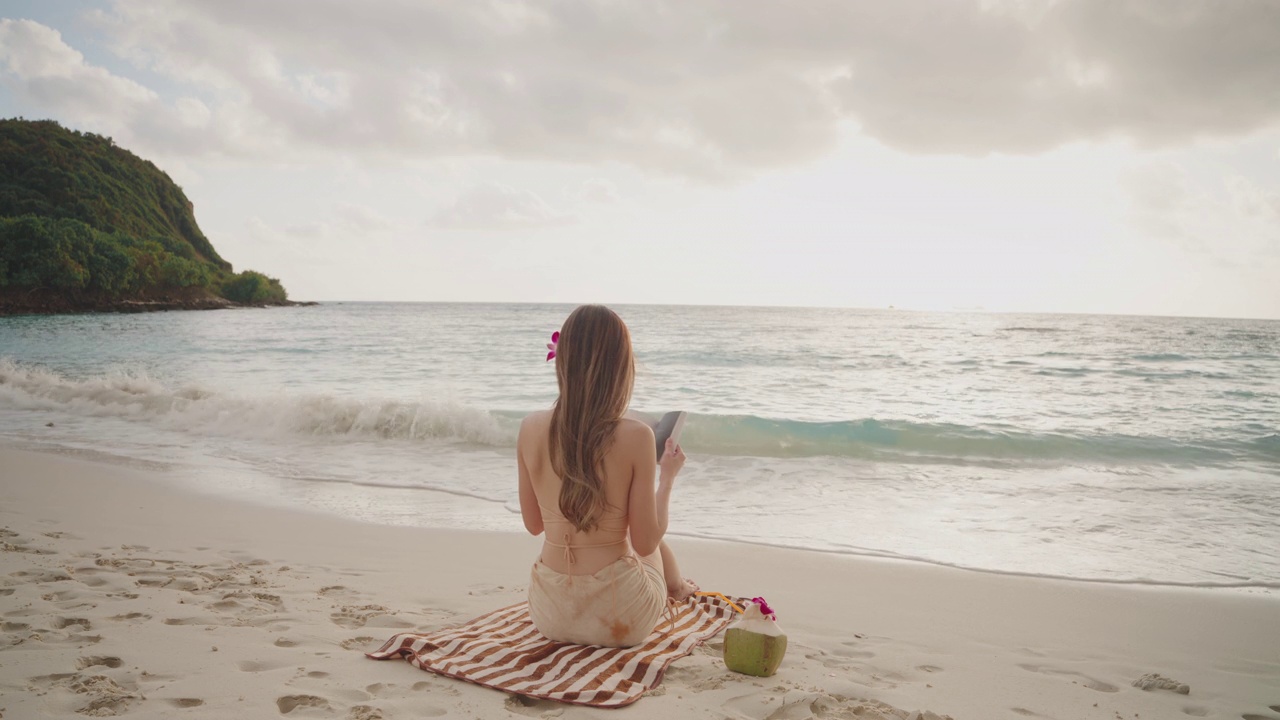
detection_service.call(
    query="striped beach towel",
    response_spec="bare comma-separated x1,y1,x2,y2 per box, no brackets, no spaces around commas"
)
367,593,741,707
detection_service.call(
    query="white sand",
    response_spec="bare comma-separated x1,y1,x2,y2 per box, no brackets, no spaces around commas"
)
1,447,1277,719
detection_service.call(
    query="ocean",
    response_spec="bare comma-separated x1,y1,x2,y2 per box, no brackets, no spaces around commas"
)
1,303,1277,589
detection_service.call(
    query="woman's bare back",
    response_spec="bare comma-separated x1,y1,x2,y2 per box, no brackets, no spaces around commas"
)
518,409,657,575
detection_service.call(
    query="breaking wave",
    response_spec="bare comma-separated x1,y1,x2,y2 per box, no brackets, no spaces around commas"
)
4,359,1275,465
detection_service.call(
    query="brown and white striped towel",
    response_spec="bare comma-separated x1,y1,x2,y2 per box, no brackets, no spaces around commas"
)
367,593,741,707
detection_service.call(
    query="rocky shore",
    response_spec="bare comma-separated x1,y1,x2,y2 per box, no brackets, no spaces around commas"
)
0,290,316,316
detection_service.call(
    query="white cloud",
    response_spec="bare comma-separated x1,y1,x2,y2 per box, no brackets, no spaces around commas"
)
173,96,212,127
26,0,1265,177
0,18,280,158
0,19,156,127
431,183,571,230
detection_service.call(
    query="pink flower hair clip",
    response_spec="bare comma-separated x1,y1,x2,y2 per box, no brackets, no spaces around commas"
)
546,331,559,362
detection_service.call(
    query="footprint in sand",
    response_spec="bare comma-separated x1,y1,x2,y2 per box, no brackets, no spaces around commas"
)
9,569,71,583
32,673,139,716
58,632,104,646
1180,707,1209,716
0,588,14,596
330,605,411,630
331,605,382,629
166,698,205,708
77,656,124,669
107,612,151,622
276,694,331,714
210,591,285,616
141,575,204,592
412,679,459,696
95,557,153,570
0,540,55,555
274,637,300,648
342,636,379,651
52,617,92,630
348,705,386,720
343,632,381,650
1017,663,1118,693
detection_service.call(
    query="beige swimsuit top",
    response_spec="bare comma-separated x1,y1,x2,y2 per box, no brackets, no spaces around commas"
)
538,496,630,576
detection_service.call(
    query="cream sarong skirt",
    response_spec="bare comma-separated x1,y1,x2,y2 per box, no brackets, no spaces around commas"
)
528,553,666,648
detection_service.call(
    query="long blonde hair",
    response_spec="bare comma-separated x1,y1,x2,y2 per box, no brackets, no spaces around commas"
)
549,305,635,532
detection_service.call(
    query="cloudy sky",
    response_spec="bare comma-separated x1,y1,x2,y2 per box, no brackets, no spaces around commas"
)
2,1,1278,318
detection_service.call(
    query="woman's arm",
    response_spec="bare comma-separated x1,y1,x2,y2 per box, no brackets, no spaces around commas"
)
516,416,544,537
627,421,685,556
653,437,682,533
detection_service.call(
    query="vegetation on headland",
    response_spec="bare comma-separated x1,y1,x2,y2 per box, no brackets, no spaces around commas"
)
0,118,292,314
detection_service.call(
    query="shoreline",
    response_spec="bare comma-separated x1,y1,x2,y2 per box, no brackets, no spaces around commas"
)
2,446,1278,719
666,531,1280,592
4,436,1278,594
0,297,318,317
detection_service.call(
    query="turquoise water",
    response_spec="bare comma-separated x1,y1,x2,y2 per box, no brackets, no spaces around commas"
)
1,303,1277,587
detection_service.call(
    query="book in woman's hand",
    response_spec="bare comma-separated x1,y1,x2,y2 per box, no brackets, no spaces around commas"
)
626,410,688,460
650,411,687,460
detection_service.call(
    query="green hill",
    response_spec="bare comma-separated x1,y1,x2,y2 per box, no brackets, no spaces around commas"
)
0,118,290,313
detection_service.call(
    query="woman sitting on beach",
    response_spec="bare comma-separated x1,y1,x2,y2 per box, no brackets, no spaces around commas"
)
517,304,696,648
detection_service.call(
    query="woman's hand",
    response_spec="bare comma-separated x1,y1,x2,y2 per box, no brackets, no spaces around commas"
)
658,438,685,483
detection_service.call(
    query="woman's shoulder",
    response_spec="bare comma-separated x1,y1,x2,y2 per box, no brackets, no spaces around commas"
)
521,408,553,426
614,416,655,451
518,409,552,442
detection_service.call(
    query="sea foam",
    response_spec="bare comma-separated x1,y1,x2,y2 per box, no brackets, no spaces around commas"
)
3,359,1275,466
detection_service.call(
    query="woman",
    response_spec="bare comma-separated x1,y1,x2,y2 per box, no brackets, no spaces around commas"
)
517,304,695,648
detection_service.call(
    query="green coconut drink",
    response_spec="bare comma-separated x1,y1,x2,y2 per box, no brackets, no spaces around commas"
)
723,598,787,677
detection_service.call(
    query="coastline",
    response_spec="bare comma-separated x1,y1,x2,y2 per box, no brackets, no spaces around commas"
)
0,294,317,317
1,447,1277,719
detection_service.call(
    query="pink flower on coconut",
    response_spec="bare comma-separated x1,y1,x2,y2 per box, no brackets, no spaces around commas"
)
546,331,559,362
750,597,776,620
